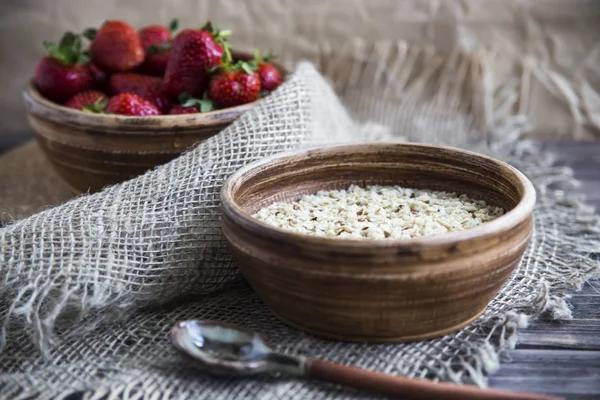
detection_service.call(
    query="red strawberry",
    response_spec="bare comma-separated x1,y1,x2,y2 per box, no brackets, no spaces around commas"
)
109,73,171,113
106,93,161,116
139,19,178,77
168,105,198,114
208,61,261,107
90,20,144,72
139,24,173,50
257,63,282,91
34,32,94,103
163,22,231,98
64,90,108,111
252,50,282,91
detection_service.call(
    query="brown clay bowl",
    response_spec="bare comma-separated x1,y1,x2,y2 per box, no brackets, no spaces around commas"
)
220,142,536,342
23,52,287,194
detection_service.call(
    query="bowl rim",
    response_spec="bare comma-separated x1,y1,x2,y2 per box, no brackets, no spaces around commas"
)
220,142,537,249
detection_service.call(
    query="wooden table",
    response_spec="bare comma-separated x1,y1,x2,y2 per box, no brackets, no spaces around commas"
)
488,141,600,400
0,140,598,399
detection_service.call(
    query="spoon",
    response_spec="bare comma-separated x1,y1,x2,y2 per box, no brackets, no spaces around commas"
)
170,320,562,400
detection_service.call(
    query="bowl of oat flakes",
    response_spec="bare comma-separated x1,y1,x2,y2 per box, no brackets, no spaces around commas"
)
220,142,536,342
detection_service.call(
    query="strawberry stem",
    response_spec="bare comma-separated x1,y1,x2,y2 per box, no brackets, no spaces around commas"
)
249,48,274,68
223,44,232,64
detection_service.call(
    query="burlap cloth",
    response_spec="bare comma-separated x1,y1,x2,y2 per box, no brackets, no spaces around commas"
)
1,42,599,399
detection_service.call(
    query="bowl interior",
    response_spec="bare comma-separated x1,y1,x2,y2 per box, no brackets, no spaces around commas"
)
230,144,528,222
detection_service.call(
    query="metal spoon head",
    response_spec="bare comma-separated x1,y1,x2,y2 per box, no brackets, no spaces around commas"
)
170,320,305,377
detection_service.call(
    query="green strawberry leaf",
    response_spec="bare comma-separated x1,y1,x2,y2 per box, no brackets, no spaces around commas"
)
44,40,72,65
83,28,97,41
237,60,258,75
259,90,269,98
169,18,179,33
82,98,108,113
76,53,90,64
199,92,216,112
147,42,170,54
240,63,254,75
181,99,195,107
252,48,274,64
246,59,259,70
43,41,58,54
178,92,192,104
46,31,88,65
199,99,214,112
207,65,221,74
58,32,79,51
179,92,216,112
202,21,230,37
201,21,214,32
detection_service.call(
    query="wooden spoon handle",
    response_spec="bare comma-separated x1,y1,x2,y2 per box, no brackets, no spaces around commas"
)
306,359,562,400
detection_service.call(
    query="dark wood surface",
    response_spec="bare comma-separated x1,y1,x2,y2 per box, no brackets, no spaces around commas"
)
488,141,600,400
0,139,597,399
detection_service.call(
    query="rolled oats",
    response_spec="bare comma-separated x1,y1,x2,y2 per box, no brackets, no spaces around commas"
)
253,184,505,240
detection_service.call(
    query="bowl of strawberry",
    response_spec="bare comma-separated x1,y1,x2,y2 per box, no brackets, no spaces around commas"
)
23,19,286,193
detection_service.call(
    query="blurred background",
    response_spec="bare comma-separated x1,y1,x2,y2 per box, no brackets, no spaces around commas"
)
1,0,600,154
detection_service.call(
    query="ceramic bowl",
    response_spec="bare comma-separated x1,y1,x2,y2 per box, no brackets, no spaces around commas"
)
23,52,287,193
220,142,536,342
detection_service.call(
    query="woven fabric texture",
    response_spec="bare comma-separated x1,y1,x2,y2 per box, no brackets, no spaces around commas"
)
1,42,599,399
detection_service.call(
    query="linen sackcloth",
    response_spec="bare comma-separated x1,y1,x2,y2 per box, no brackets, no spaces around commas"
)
1,41,599,399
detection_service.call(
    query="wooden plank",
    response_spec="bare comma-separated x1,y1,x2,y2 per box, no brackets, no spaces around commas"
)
490,377,600,400
517,333,600,350
496,349,600,365
489,141,600,397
